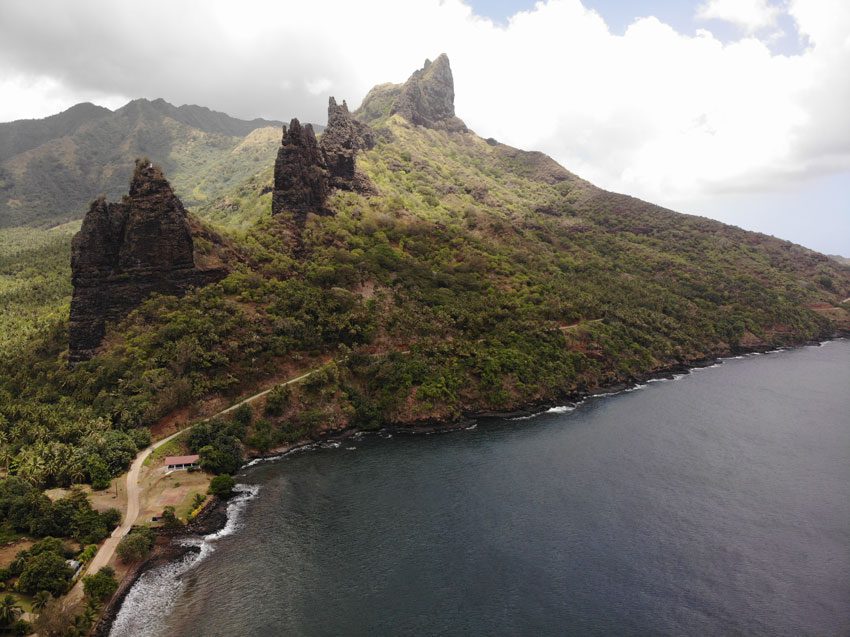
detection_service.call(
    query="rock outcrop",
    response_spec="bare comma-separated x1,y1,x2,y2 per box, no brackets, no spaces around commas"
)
69,160,227,362
271,118,329,217
272,103,377,217
390,54,467,132
319,97,375,191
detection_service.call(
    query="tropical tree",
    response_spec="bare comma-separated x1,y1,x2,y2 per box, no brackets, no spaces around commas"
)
83,566,117,603
116,530,154,563
16,551,72,596
0,444,12,477
32,590,52,612
0,594,22,626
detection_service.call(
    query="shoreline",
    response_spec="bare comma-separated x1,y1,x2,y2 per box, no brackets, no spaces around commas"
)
92,497,228,637
99,335,846,634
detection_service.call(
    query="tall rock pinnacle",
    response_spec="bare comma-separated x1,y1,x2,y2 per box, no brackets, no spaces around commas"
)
272,105,377,218
272,118,329,217
320,97,376,192
69,160,227,362
391,54,467,132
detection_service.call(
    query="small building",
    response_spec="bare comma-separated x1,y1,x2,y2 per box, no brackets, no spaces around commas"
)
66,559,82,579
164,454,200,471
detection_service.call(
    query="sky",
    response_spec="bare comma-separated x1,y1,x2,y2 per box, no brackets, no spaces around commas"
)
0,0,848,255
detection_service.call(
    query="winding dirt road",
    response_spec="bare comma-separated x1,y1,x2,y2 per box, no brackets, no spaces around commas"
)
67,368,316,602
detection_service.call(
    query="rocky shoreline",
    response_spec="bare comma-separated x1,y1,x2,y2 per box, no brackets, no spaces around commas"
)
92,497,229,637
98,335,844,633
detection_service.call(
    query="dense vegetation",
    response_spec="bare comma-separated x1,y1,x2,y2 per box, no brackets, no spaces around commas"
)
1,111,849,491
0,224,76,355
0,479,119,544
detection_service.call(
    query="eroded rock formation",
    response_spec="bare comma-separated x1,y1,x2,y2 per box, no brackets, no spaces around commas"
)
320,97,375,191
271,118,329,217
69,160,227,362
272,104,377,217
391,54,467,132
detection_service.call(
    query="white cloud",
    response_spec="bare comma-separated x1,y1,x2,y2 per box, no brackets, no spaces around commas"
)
0,0,848,251
0,73,127,122
306,78,332,95
696,0,781,33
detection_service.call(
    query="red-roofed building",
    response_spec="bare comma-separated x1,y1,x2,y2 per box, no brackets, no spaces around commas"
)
164,454,200,471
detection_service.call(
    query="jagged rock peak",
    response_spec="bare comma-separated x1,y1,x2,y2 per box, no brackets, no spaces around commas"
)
272,118,329,216
128,160,173,198
69,159,226,363
321,96,376,192
325,97,375,151
391,53,467,132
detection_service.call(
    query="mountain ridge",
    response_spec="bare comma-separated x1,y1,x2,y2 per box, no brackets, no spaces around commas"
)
0,98,299,229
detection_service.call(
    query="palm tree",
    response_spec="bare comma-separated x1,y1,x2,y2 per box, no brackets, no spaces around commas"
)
32,591,52,613
70,465,87,486
82,603,97,625
0,444,12,477
73,612,91,634
0,594,22,626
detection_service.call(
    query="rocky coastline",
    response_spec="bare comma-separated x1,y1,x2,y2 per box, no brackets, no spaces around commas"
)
91,497,228,637
98,334,844,633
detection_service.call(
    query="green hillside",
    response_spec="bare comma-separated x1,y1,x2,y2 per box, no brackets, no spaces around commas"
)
0,98,286,228
2,97,849,488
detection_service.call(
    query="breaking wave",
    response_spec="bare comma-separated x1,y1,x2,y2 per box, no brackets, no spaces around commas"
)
511,404,578,421
109,484,259,637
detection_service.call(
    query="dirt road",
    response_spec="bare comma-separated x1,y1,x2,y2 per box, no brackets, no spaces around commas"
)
67,367,316,602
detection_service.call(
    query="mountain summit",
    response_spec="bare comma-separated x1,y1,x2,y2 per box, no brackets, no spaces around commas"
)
0,99,287,228
356,54,467,132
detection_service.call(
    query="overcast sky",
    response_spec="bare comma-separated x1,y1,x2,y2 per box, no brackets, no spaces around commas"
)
1,0,848,255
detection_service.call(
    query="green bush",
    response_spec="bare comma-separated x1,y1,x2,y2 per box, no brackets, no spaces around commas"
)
208,474,236,498
116,529,154,563
83,566,117,603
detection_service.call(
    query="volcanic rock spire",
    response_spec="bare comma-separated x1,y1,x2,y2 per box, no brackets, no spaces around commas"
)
272,103,376,217
320,97,376,191
271,118,329,217
69,160,227,362
391,54,467,132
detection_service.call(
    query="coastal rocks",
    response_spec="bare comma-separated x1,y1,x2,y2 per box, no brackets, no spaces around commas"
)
319,97,375,192
69,160,227,362
271,118,329,217
390,54,468,132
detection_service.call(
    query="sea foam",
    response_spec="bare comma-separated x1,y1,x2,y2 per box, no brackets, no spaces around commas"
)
109,483,259,637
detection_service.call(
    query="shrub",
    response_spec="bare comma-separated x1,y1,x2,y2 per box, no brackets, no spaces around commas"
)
116,529,154,563
232,403,253,428
208,474,235,498
83,566,117,603
78,545,98,563
264,385,290,417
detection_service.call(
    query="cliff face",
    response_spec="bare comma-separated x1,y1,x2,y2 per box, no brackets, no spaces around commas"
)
69,160,227,362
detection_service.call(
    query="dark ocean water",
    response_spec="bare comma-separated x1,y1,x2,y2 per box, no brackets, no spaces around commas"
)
112,340,850,637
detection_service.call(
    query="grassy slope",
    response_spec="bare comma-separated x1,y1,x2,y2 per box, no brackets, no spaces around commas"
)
1,114,850,486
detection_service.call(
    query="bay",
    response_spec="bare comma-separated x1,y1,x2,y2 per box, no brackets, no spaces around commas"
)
112,340,850,636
